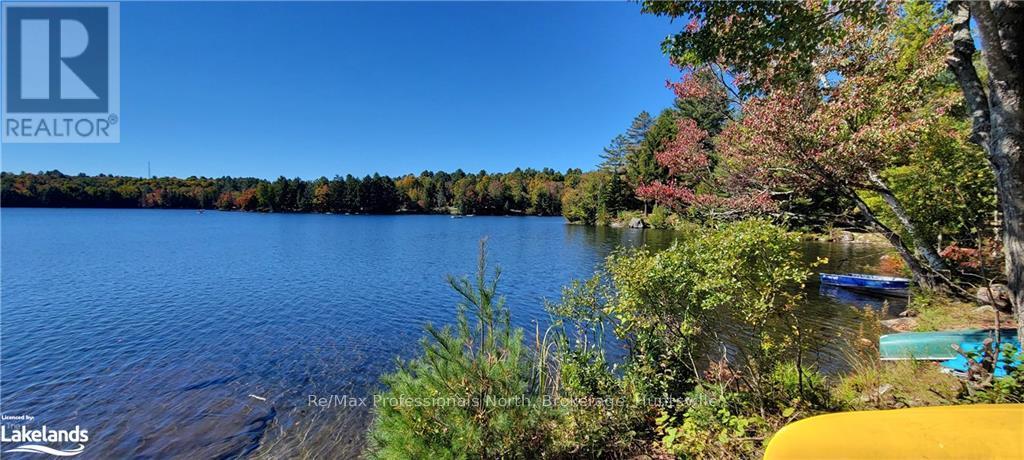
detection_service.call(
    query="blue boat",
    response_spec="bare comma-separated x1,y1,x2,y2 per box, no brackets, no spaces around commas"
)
819,273,910,295
940,339,1022,377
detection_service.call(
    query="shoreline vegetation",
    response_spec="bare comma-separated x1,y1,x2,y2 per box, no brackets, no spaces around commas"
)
367,232,1020,459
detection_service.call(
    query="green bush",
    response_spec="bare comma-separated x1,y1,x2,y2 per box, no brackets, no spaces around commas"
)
647,205,670,228
543,274,650,456
657,364,836,459
607,220,818,382
547,347,649,456
665,383,767,458
369,243,558,458
541,220,829,457
765,362,838,412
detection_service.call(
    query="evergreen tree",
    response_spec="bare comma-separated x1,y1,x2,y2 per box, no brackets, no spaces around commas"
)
625,109,675,212
624,110,654,146
369,243,556,458
343,175,361,212
598,134,632,173
674,68,731,139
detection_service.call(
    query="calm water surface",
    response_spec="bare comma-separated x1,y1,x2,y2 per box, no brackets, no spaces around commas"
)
1,209,900,458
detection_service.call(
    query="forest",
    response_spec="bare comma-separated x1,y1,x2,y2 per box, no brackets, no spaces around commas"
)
0,168,570,216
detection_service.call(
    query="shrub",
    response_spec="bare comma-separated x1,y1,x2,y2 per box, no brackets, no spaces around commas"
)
647,205,671,228
541,220,829,457
543,274,650,456
662,363,837,460
606,220,820,389
765,362,837,412
665,383,767,459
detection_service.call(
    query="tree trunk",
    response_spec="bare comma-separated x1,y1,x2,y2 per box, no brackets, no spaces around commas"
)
947,1,1024,339
849,191,939,290
867,172,950,274
996,152,1024,340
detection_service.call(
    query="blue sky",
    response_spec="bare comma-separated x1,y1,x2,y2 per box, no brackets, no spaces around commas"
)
2,2,681,179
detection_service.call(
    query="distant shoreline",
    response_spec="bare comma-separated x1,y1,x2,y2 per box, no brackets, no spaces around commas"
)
0,206,566,218
0,170,573,217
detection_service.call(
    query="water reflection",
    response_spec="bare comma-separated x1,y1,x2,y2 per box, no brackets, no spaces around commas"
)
818,285,902,312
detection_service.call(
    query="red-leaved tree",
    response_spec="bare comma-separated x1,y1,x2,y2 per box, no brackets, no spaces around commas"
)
640,14,962,290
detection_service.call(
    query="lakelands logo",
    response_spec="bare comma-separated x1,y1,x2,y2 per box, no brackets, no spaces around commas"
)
1,424,89,456
2,2,120,143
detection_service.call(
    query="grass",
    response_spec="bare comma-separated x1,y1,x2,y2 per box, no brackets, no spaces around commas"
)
835,359,962,410
833,289,1019,413
911,290,1012,331
832,300,965,412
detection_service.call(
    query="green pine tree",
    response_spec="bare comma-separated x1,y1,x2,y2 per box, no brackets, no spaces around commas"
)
369,242,557,458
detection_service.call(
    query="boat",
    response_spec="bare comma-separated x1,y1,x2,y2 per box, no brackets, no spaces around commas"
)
819,273,910,295
879,329,1018,360
939,338,1022,377
763,404,1024,460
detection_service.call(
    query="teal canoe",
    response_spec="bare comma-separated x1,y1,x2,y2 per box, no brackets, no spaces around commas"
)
879,329,1018,361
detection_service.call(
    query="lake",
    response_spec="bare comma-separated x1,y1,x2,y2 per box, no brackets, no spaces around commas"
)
0,209,902,458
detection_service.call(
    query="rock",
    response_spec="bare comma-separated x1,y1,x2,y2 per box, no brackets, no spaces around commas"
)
609,220,627,228
975,284,1013,313
860,383,894,402
972,305,996,315
827,230,889,244
834,230,857,242
881,317,918,332
628,217,647,229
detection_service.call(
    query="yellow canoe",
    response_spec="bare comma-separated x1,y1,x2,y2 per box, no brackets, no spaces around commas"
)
763,404,1024,459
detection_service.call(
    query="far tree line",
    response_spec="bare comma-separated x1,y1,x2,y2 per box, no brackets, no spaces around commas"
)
0,168,572,216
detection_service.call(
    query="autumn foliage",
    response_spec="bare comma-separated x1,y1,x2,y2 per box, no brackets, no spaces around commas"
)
638,13,955,222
